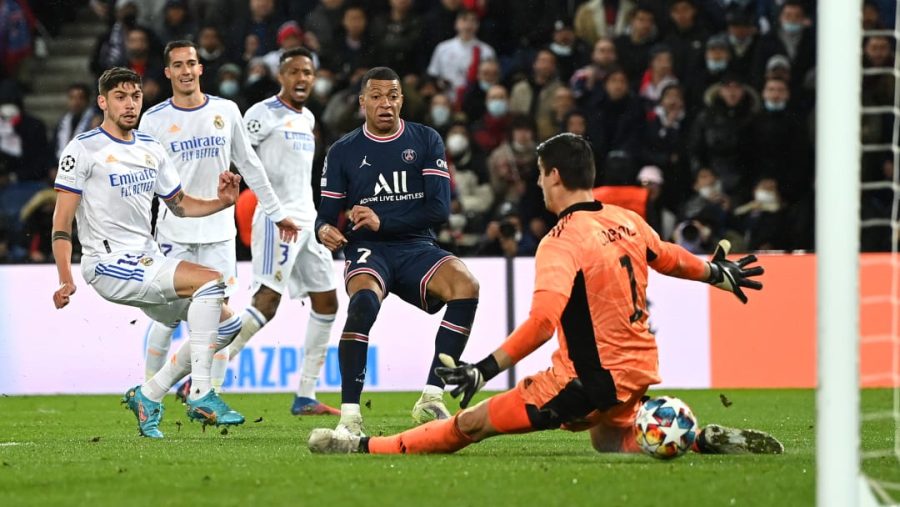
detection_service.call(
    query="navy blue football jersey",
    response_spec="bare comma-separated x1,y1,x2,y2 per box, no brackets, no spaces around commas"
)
315,120,451,243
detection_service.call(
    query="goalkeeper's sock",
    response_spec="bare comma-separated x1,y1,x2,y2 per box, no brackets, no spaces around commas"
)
144,320,178,380
426,298,478,387
365,414,473,454
339,290,381,404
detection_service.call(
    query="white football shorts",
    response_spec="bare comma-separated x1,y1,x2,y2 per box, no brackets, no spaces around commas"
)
156,231,238,297
250,213,336,299
81,251,190,325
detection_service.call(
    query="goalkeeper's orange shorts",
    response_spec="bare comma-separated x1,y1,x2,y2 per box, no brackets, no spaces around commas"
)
487,368,648,434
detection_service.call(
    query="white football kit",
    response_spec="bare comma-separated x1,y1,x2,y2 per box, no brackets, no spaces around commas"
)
139,95,287,296
55,127,190,324
243,96,335,298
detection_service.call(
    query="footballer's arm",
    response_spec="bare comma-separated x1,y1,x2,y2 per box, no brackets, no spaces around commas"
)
51,191,80,309
162,172,242,218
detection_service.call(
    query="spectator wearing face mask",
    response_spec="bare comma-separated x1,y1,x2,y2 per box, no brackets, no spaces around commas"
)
216,63,244,108
471,85,512,153
0,90,53,182
426,93,455,137
676,168,734,254
733,177,789,251
460,59,502,123
196,25,229,93
752,76,810,205
683,34,731,115
637,165,676,239
547,19,590,82
509,49,563,141
724,5,759,85
753,0,815,94
242,56,280,110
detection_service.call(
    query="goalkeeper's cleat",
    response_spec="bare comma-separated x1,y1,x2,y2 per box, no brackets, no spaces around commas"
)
698,424,784,454
335,413,366,437
186,390,245,426
291,396,340,416
308,428,362,454
411,392,451,424
122,385,164,439
175,378,192,405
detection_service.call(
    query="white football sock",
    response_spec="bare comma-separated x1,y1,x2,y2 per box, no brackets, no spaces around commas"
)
186,280,225,400
422,384,444,397
144,320,178,380
228,306,267,360
297,311,335,399
142,342,191,402
341,403,361,419
210,313,242,390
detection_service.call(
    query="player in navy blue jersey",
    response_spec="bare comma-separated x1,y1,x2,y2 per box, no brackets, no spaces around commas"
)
316,67,480,434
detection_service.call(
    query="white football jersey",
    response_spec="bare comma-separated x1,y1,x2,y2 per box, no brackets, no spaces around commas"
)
139,95,286,243
243,96,317,227
54,127,182,258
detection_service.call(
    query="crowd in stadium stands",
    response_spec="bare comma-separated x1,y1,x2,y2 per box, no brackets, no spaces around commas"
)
0,0,897,263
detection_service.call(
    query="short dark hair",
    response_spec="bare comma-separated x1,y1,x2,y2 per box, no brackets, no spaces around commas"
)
68,83,91,98
163,40,198,65
360,66,400,91
280,46,315,66
98,67,142,96
536,133,596,191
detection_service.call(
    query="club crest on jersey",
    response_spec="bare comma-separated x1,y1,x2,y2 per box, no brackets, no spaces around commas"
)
60,155,75,172
401,148,417,164
274,270,283,282
144,154,156,168
140,257,154,266
213,115,225,129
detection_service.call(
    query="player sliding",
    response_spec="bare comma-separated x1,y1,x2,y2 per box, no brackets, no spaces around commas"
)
52,67,245,438
138,40,299,399
308,133,784,455
217,47,341,416
315,66,480,434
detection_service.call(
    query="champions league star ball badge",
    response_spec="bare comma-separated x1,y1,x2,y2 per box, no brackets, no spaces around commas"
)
214,115,225,129
60,155,76,172
402,149,417,163
247,119,261,134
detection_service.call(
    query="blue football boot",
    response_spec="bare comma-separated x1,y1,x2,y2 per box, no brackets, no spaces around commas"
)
122,385,164,439
186,390,245,426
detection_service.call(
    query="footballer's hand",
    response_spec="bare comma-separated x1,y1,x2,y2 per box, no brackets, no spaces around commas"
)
276,217,301,243
706,239,764,304
53,281,77,309
217,172,242,206
348,205,381,232
435,353,485,409
317,223,347,252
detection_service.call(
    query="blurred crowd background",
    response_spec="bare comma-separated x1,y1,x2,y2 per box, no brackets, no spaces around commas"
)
0,0,896,263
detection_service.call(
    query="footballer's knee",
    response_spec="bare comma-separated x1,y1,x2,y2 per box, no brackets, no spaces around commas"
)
309,290,339,315
251,285,282,321
589,425,628,453
433,260,479,300
455,402,494,442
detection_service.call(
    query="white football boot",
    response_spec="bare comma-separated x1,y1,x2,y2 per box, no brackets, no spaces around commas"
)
699,424,784,454
308,428,361,454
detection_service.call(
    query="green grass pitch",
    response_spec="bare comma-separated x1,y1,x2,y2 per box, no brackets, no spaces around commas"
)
0,389,896,506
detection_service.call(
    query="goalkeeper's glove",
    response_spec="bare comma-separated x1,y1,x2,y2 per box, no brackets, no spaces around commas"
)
706,239,764,304
434,353,501,409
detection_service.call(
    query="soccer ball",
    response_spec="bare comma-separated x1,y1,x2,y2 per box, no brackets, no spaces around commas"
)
634,396,699,459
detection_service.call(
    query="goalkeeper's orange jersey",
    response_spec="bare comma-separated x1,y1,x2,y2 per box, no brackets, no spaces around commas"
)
512,201,707,407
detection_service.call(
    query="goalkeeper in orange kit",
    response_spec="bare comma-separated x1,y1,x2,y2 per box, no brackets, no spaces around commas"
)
307,133,783,456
